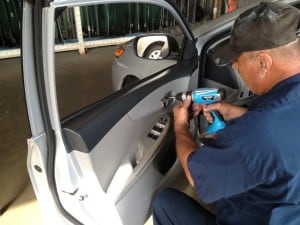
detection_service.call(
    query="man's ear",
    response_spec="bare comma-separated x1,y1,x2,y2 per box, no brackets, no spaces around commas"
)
258,52,272,73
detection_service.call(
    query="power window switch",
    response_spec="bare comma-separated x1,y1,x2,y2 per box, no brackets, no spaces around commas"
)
159,117,168,125
147,133,158,140
153,125,163,132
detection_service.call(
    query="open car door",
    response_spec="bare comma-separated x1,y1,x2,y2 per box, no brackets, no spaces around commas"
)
22,0,199,224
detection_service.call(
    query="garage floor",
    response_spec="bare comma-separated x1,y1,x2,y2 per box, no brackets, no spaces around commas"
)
0,56,32,225
0,182,157,225
0,182,44,225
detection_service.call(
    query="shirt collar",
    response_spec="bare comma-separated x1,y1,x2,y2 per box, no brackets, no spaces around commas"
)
249,74,300,110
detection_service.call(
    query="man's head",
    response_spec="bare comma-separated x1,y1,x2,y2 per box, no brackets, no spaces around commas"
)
216,1,300,66
216,2,300,95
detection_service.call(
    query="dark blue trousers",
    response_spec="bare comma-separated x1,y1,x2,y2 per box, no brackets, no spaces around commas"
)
152,188,217,225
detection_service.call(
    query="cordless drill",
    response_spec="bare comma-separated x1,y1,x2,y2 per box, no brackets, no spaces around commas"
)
175,88,226,135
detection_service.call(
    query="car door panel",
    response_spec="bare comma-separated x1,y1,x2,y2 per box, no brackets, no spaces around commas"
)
92,77,189,187
57,61,197,224
61,75,191,176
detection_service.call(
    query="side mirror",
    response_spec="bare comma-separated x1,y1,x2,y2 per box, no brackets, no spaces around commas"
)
135,34,179,60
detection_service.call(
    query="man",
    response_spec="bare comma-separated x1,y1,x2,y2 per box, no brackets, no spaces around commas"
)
152,2,300,225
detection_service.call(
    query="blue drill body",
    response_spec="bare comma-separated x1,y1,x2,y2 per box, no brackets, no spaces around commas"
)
176,88,226,134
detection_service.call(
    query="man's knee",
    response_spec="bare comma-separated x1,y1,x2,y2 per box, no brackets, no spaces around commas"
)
153,188,175,210
152,188,181,225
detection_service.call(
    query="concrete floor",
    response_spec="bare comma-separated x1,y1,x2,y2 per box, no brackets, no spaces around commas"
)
0,182,44,225
0,56,30,221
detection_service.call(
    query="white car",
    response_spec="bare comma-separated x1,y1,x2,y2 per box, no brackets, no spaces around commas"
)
21,0,300,225
112,34,179,90
111,5,209,91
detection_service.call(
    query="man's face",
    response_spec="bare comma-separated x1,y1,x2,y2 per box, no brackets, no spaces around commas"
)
231,52,262,95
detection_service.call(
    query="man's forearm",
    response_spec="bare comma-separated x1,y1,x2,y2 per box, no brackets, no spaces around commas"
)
175,124,198,187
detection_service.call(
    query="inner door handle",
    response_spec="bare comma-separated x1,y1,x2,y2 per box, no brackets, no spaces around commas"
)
161,96,175,108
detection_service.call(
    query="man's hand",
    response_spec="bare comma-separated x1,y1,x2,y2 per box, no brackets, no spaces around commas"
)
203,101,248,123
191,103,205,118
173,95,192,132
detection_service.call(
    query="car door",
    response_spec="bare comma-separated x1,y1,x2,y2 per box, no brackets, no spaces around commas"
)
22,0,199,225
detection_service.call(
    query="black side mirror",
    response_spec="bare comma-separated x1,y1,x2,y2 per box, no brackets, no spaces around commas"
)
134,34,179,60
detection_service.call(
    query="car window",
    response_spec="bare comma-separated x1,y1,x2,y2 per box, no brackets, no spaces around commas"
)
54,2,185,118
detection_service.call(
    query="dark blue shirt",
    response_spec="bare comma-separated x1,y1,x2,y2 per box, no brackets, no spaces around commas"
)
187,75,300,225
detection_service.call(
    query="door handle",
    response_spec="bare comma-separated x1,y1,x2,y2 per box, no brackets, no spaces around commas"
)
161,96,175,108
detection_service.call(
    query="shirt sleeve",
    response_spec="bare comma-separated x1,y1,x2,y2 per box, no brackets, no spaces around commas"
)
187,119,258,204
